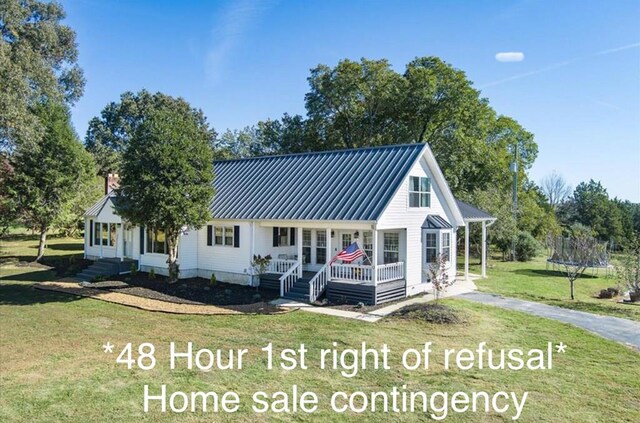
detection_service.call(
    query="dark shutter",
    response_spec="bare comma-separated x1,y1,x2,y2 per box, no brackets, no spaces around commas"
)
89,220,93,246
290,228,296,246
273,227,279,247
234,226,240,248
207,225,213,246
139,226,145,255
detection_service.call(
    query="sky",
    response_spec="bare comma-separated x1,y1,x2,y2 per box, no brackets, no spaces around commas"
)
63,0,640,202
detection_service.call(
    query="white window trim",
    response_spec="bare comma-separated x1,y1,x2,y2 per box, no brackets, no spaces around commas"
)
408,175,431,209
214,225,234,247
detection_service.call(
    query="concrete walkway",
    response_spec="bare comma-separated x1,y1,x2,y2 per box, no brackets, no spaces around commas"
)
459,292,640,349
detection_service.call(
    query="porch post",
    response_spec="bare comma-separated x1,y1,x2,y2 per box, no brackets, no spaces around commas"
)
119,223,125,261
464,223,469,281
372,229,378,285
481,220,487,278
297,227,303,277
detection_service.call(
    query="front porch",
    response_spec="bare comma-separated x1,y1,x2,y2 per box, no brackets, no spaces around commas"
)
259,225,406,305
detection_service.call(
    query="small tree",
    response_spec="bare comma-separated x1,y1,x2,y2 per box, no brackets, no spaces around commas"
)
557,229,601,300
115,100,215,282
425,253,455,302
7,102,94,261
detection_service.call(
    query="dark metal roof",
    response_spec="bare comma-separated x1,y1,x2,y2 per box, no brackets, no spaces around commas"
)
456,199,495,221
422,215,453,229
84,194,113,217
210,144,425,221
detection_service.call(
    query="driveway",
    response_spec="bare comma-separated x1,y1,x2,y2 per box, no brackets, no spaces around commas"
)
459,292,640,349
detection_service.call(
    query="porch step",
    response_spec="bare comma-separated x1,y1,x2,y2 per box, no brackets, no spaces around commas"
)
75,258,138,282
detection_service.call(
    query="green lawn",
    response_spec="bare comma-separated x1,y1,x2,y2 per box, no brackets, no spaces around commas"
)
1,235,639,422
467,255,640,322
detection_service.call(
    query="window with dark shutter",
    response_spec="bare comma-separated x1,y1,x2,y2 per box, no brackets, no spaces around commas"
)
273,227,279,247
234,226,240,248
207,225,213,246
290,228,296,246
89,220,93,246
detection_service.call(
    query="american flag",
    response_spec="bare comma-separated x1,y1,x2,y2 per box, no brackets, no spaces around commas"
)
330,242,364,264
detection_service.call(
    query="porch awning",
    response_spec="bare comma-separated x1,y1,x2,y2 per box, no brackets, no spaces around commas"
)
422,215,452,229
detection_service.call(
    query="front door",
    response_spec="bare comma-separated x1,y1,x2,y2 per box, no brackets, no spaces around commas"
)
422,230,437,282
123,228,133,258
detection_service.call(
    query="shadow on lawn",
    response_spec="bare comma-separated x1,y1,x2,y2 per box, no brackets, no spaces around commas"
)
513,268,599,279
48,243,83,251
0,283,83,306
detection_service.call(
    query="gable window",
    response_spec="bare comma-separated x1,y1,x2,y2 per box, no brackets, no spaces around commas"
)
409,176,431,208
383,232,399,264
147,228,167,254
425,233,437,264
441,232,451,262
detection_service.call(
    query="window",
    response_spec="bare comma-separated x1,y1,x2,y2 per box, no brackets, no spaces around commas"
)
146,228,167,254
279,228,289,246
213,226,234,246
302,229,311,264
101,223,109,246
425,233,437,264
224,227,233,246
442,232,451,262
110,223,117,247
94,222,100,246
362,231,373,264
316,231,326,264
342,233,352,249
383,232,399,264
409,176,431,208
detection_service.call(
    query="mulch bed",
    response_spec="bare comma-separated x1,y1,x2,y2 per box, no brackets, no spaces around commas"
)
104,272,282,313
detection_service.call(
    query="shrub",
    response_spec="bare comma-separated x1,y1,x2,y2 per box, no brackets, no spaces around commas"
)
148,268,155,280
130,262,138,276
210,273,217,286
515,231,540,262
598,288,619,299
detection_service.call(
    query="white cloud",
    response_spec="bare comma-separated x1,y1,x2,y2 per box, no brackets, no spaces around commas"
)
495,52,525,62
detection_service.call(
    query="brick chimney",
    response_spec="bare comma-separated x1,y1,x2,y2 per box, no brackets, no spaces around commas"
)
105,173,120,194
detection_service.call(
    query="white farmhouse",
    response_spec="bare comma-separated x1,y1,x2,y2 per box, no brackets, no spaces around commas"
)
82,143,495,305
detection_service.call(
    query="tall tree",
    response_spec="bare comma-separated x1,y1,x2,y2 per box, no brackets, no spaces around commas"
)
7,101,94,261
540,171,571,209
115,99,215,282
85,90,218,176
0,0,84,150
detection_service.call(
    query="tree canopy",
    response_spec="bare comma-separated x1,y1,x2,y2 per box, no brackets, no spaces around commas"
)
0,0,84,150
6,101,94,260
115,98,215,281
85,90,218,176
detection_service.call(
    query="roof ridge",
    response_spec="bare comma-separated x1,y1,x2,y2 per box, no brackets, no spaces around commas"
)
213,142,424,164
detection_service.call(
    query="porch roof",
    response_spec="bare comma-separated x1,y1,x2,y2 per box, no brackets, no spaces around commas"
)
210,144,425,221
422,215,453,229
456,199,496,221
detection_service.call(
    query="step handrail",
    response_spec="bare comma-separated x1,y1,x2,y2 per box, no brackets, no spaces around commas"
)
279,262,301,297
308,263,329,303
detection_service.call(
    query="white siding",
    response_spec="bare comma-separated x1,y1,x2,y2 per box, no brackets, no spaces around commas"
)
196,221,252,284
377,155,460,293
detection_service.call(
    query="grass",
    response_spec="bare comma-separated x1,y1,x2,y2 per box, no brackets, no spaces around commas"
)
1,235,639,422
467,254,640,322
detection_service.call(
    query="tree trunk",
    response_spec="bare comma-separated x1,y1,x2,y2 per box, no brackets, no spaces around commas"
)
35,225,47,262
166,234,180,283
570,279,575,300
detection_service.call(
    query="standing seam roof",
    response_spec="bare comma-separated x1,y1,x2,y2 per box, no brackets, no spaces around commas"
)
210,144,425,221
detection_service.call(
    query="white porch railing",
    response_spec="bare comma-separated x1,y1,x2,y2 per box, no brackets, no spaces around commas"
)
267,259,297,274
376,262,405,283
329,262,405,284
308,264,329,303
330,263,374,283
280,262,301,297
